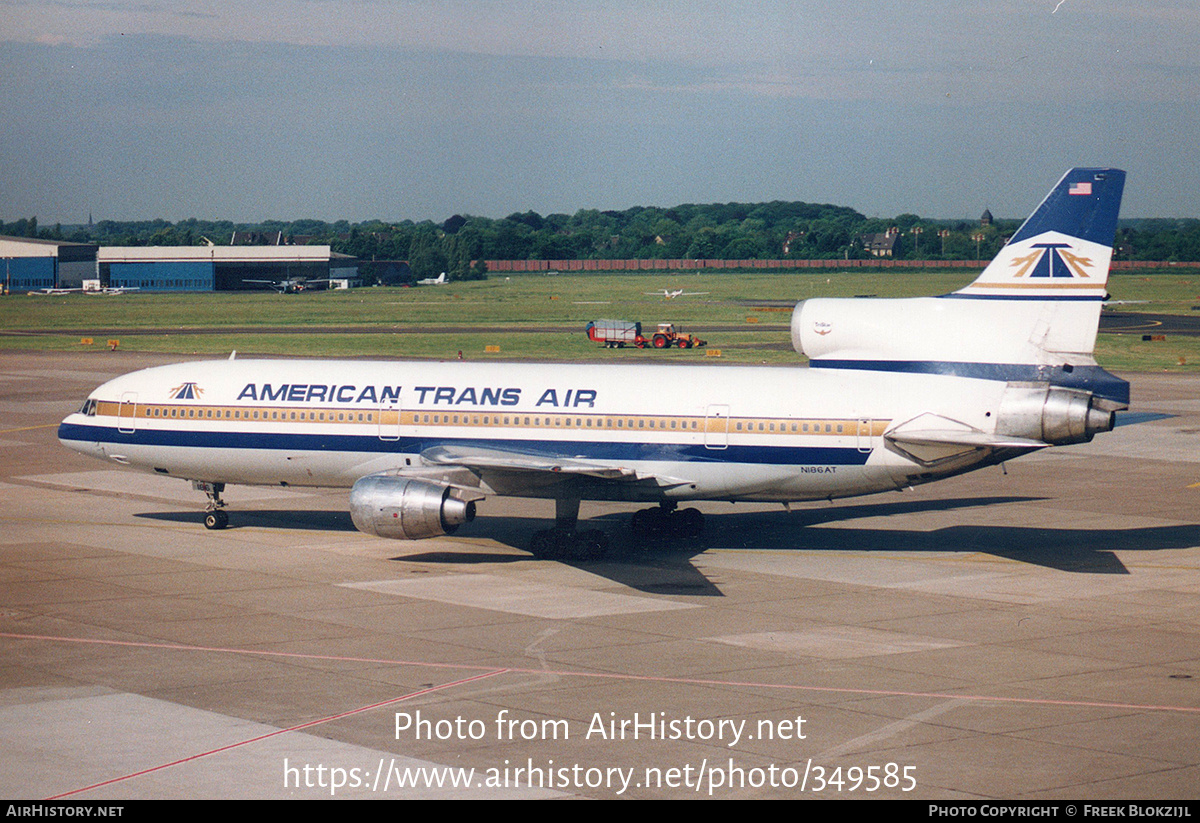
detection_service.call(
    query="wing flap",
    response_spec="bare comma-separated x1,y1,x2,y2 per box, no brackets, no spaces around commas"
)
419,445,694,489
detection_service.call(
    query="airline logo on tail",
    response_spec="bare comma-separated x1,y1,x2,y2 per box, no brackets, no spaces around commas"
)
1009,238,1094,280
962,230,1109,296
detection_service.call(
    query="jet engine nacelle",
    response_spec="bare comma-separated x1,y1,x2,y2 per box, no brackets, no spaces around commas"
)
995,385,1113,446
349,475,476,539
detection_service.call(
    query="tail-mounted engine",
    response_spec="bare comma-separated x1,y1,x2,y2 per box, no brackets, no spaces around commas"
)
350,475,476,539
995,385,1114,446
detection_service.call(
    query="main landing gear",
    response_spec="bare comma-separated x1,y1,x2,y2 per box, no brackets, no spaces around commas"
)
193,481,229,530
529,499,610,561
629,501,704,539
528,501,707,560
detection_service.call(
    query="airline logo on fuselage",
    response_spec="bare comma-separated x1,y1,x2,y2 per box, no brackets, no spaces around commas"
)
169,382,204,399
234,383,598,408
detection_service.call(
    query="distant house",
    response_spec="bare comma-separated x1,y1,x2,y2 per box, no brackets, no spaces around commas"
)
859,228,899,257
782,231,803,255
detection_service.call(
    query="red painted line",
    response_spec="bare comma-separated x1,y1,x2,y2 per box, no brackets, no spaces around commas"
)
45,668,508,800
7,631,1200,717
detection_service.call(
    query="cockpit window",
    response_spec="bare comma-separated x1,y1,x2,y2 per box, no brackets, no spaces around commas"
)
78,398,98,416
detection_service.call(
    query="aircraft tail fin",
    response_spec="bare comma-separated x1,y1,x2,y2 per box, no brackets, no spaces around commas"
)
955,168,1125,301
792,168,1128,407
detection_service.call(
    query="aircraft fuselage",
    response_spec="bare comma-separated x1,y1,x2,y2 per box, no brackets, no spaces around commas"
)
57,358,1007,503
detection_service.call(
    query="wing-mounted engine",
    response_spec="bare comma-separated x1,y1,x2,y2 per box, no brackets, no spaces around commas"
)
350,475,477,539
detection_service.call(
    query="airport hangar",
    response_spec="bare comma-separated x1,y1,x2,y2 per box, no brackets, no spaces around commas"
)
0,236,359,292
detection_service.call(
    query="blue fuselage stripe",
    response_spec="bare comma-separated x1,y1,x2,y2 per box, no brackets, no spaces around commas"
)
57,422,871,466
808,359,1130,406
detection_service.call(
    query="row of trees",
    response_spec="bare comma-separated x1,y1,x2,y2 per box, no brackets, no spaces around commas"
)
6,205,1200,276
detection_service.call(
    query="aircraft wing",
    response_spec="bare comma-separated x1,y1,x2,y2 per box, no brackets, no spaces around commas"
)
418,444,694,489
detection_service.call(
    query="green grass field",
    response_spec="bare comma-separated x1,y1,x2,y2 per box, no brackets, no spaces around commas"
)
2,270,1197,369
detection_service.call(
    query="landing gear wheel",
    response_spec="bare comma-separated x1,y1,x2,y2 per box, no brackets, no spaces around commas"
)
529,529,560,560
570,529,610,561
675,507,704,538
204,510,229,530
630,507,662,538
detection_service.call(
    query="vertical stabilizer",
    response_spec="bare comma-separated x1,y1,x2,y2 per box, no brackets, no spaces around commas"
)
955,168,1125,301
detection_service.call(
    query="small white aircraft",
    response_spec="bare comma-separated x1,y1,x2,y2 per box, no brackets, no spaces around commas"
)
242,278,331,294
645,288,709,299
418,273,448,285
60,169,1127,560
88,286,140,296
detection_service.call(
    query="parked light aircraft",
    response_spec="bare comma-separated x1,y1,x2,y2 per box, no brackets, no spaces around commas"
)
60,169,1127,559
242,278,331,294
418,273,449,285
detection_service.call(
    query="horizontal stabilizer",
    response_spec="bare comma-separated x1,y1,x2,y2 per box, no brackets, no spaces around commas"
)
884,412,1047,466
886,430,1048,451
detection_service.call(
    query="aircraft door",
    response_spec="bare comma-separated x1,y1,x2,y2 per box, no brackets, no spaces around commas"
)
378,398,401,441
117,392,138,434
857,418,874,454
704,404,729,449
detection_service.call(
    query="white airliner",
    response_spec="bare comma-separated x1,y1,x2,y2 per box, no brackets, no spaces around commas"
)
60,169,1128,560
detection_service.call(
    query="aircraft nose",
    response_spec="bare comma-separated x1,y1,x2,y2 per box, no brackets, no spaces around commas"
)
58,413,104,459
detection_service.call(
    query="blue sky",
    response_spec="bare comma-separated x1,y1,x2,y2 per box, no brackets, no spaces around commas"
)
3,1,1198,223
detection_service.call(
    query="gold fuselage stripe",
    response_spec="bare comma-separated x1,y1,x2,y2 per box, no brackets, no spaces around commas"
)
92,400,890,438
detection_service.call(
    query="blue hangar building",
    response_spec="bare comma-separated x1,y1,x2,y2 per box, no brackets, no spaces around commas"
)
98,245,359,291
0,236,99,292
1,237,358,292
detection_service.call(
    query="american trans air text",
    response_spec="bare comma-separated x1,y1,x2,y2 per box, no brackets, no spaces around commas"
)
234,383,597,408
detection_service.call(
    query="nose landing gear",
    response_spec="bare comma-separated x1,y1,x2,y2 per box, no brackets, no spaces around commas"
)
193,480,230,530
